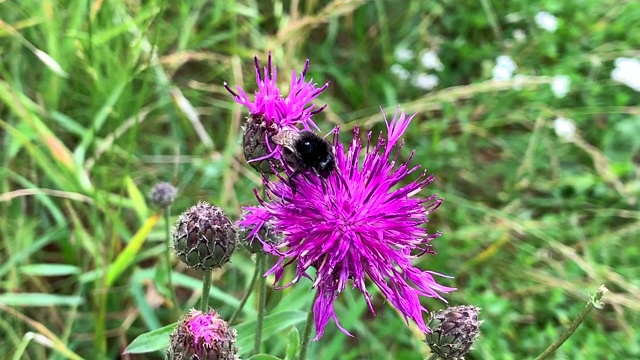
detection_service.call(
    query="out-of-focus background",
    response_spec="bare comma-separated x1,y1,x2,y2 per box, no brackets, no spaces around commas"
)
1,0,639,359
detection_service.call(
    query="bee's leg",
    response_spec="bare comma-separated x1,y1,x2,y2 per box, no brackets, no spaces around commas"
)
287,170,300,196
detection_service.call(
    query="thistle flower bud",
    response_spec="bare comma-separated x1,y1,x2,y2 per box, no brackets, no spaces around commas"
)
150,182,177,207
242,115,280,174
425,305,481,360
167,308,239,360
238,221,282,254
172,202,237,270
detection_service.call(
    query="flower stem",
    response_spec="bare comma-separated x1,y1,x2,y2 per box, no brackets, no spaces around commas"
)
534,285,608,360
229,258,261,325
298,293,318,360
163,206,179,318
253,253,266,354
200,269,213,311
427,354,439,360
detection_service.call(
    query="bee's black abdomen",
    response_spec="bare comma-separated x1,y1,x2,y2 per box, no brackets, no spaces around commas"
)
294,131,336,178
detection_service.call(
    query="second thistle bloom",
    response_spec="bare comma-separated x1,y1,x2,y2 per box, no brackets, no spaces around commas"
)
167,308,238,360
172,202,237,271
225,53,329,171
240,108,455,339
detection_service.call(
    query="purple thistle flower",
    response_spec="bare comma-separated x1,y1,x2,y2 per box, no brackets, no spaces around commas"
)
239,107,456,340
224,53,330,166
167,308,238,359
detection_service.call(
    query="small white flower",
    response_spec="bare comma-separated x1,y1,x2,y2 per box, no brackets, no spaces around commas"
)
410,73,439,90
535,11,558,32
513,29,526,43
493,67,513,81
553,117,576,141
496,55,517,72
394,47,415,62
551,75,571,98
611,57,640,92
420,50,444,71
390,64,411,80
492,55,517,81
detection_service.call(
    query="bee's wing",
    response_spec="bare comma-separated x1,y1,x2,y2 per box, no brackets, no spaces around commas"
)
272,130,299,148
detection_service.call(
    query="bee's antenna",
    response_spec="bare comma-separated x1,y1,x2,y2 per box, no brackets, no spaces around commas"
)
323,127,338,139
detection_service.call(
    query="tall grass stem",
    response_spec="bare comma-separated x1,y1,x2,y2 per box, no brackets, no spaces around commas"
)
253,253,267,354
229,258,261,325
201,269,213,311
535,285,608,360
298,293,318,360
163,206,179,318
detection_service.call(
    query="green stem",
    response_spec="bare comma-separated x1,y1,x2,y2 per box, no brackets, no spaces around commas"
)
94,286,106,355
427,354,439,360
534,285,608,360
164,206,179,318
229,258,261,325
253,253,267,354
298,293,318,360
201,269,213,311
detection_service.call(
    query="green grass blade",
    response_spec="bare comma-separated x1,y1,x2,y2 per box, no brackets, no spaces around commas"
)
123,322,176,354
0,293,83,307
18,264,81,277
105,211,160,286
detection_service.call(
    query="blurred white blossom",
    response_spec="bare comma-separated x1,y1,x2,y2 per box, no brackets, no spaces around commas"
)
492,55,517,81
420,50,444,71
411,73,439,90
390,64,411,80
513,29,526,43
611,57,640,92
553,117,576,141
551,75,571,98
535,11,558,32
394,47,415,62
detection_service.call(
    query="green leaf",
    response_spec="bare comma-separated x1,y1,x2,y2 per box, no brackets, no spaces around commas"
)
247,355,282,360
19,263,80,277
236,311,307,356
0,293,83,307
284,327,300,360
124,322,176,354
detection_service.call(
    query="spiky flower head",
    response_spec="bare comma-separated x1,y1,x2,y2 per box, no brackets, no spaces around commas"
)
224,52,329,169
240,108,455,339
425,305,481,360
167,308,239,360
238,221,282,254
241,114,281,173
172,202,237,270
150,182,177,207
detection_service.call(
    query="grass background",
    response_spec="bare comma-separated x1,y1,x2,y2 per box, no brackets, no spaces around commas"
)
1,0,639,359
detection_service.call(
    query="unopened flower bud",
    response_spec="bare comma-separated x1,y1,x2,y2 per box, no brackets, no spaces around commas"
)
167,308,239,360
172,202,237,270
150,182,177,207
242,115,280,174
238,221,282,254
425,305,481,360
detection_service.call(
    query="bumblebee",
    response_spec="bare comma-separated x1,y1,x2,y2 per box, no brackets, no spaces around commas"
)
272,129,336,181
